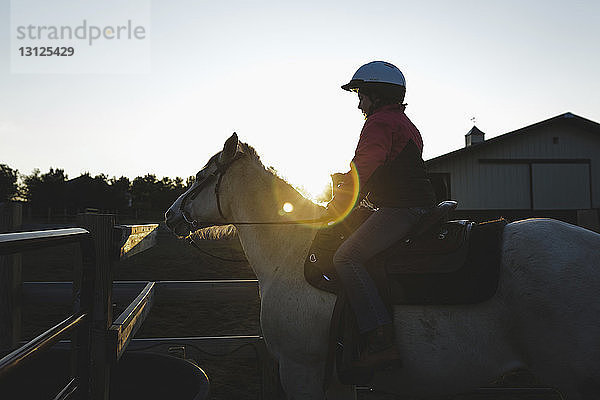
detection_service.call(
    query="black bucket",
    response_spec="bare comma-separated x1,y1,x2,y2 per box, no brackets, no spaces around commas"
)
0,349,210,400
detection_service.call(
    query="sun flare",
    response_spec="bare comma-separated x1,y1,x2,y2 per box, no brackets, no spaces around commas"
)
282,202,294,213
289,174,333,204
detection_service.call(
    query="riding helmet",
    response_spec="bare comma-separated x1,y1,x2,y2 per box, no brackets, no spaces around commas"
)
342,61,406,91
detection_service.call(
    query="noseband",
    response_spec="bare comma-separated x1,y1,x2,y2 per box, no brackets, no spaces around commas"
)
180,153,245,228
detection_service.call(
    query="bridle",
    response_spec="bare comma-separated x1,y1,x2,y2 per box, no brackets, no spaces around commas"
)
179,152,245,227
179,152,327,229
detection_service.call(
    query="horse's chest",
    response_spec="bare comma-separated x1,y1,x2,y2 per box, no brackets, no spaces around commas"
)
259,286,332,356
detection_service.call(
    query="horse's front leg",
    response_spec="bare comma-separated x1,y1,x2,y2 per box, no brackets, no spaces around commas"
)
279,356,327,400
278,356,356,400
325,372,356,400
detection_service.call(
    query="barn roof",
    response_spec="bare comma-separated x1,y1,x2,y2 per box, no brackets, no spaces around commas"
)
426,112,600,165
465,125,485,138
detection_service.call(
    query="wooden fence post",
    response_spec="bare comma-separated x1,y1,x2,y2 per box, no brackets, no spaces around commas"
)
0,202,23,352
77,213,116,400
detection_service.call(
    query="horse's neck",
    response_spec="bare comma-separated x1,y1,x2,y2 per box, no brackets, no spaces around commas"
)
224,160,322,286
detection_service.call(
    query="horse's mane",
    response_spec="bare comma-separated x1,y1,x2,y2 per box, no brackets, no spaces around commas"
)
239,141,280,177
239,141,260,162
238,141,324,204
188,224,237,241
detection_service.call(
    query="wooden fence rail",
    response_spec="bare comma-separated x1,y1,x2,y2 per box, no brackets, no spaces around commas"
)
109,281,155,362
22,279,259,305
116,224,158,260
0,209,160,400
0,226,96,399
0,312,87,374
19,279,280,398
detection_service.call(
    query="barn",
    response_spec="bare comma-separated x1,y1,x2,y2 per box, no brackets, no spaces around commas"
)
426,112,600,231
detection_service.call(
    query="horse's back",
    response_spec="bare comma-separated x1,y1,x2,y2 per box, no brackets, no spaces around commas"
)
504,217,599,257
502,218,600,290
501,218,600,394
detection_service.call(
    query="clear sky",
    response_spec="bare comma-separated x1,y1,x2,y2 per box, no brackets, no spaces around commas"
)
1,0,599,198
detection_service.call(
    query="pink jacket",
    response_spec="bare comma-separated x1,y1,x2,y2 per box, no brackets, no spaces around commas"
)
352,104,424,186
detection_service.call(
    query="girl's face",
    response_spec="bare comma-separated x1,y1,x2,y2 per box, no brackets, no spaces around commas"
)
358,92,374,116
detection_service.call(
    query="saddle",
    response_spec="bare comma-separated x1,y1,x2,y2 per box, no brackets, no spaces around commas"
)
304,201,507,387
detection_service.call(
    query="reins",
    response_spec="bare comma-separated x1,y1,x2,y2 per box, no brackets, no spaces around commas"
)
185,217,329,262
185,217,327,262
186,236,248,262
185,217,328,226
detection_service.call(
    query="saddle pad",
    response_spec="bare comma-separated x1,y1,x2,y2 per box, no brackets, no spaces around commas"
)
386,219,506,305
305,218,507,306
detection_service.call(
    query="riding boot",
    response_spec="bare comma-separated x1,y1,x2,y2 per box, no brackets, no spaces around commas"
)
352,323,401,371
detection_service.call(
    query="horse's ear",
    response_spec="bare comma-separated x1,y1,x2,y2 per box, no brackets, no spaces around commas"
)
220,132,238,163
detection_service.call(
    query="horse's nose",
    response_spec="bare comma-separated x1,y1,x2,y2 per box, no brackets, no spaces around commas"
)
165,208,178,229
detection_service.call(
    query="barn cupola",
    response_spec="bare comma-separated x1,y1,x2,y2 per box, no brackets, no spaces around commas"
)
465,126,485,147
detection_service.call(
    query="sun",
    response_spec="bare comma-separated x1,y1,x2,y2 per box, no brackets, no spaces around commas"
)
289,172,333,203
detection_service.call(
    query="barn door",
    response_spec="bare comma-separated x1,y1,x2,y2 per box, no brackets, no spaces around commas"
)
531,163,591,210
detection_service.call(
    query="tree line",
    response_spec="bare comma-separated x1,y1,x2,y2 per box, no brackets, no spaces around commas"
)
0,163,192,219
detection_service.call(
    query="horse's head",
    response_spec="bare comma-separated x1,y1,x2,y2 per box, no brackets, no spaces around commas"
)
165,133,241,237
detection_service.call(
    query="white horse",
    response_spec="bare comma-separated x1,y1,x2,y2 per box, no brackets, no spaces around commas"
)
165,133,600,400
